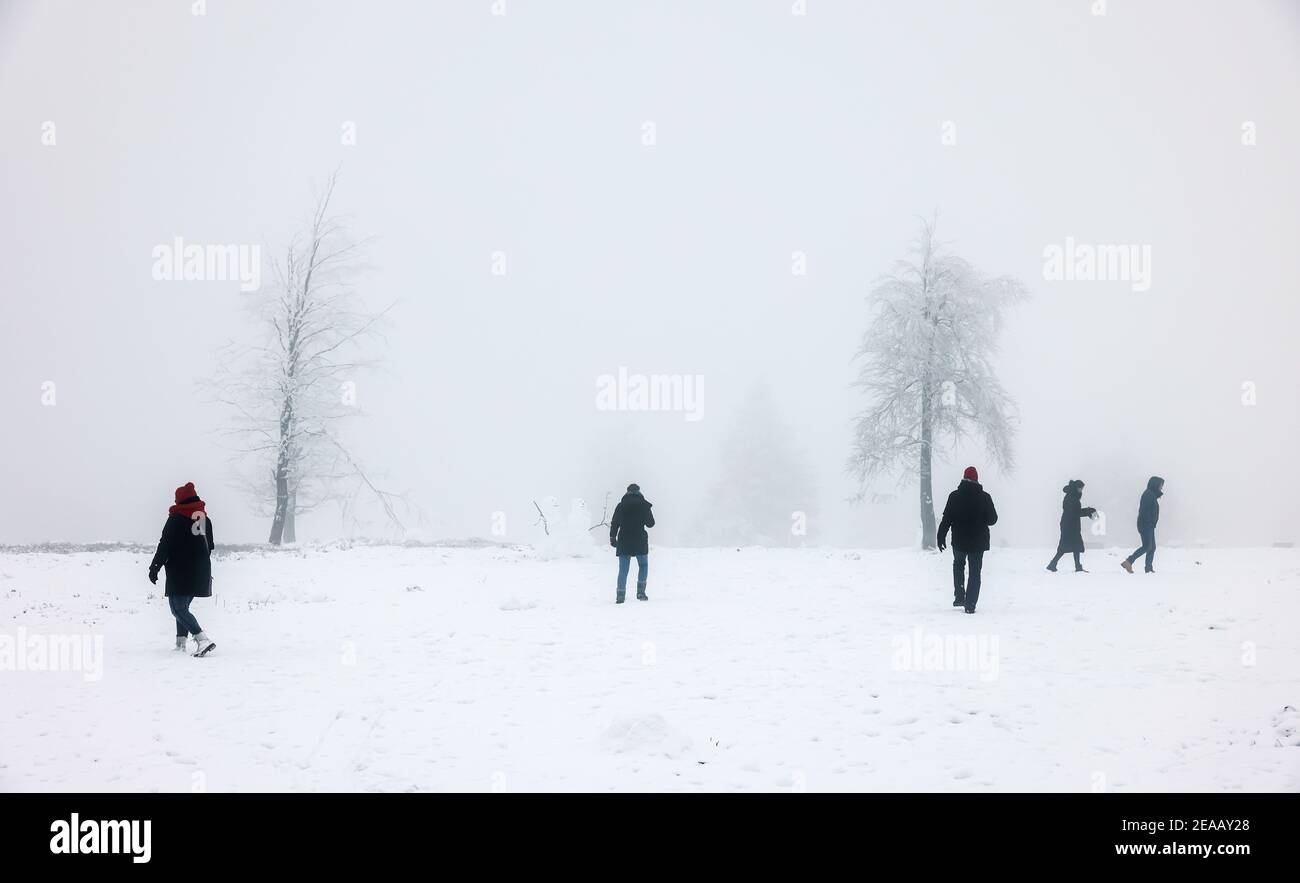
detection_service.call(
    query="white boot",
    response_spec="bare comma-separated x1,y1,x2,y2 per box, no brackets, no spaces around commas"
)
192,632,216,657
174,636,188,651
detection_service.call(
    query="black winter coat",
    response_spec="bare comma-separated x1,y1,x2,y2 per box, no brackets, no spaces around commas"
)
1056,485,1096,554
610,492,655,557
937,480,998,552
1137,476,1163,530
149,512,215,597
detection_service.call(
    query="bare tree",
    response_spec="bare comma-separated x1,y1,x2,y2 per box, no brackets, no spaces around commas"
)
210,171,404,544
848,216,1026,548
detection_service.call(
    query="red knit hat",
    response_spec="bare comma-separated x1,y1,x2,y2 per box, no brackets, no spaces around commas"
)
174,482,199,503
962,466,979,482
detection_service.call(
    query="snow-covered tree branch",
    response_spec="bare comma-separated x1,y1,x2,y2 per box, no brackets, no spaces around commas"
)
848,215,1026,548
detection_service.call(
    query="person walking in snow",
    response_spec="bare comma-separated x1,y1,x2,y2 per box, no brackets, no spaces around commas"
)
1046,479,1097,572
1121,476,1164,574
937,466,999,614
148,482,217,656
609,483,654,604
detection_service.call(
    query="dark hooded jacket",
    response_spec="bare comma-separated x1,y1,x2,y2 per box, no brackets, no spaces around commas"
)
1137,476,1164,531
1056,481,1096,554
149,499,215,597
937,480,998,552
610,491,655,557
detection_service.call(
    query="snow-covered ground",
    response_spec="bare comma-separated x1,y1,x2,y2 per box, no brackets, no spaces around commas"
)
2,543,1297,792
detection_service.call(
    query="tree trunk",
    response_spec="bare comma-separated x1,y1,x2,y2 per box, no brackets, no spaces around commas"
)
919,385,936,549
268,461,289,545
268,397,294,545
283,492,297,544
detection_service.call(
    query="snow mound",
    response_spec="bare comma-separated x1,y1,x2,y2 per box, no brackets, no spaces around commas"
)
600,713,693,759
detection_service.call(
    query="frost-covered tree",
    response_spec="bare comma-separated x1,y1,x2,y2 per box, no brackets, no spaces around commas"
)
695,380,816,547
210,172,404,544
848,217,1026,548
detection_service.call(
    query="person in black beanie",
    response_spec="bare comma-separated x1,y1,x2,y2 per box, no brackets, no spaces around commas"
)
609,483,655,603
1046,479,1097,572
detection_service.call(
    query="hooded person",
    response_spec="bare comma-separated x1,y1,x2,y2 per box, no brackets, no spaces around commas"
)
1121,476,1164,574
148,482,217,656
936,466,999,613
609,483,655,603
1046,480,1097,572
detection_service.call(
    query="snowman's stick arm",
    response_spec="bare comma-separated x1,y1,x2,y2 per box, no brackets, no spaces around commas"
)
587,492,612,531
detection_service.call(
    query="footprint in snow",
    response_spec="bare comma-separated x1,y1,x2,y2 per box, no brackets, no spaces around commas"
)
1271,706,1300,747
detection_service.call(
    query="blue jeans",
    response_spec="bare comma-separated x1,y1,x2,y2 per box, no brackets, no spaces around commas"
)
617,555,648,593
1127,526,1156,571
169,595,203,637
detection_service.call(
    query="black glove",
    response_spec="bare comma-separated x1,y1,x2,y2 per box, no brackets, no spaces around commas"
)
1082,507,1097,517
609,538,617,548
937,540,946,552
148,568,159,585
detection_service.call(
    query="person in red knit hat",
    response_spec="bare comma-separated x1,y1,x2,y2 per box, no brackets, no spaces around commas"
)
148,482,217,656
936,466,999,613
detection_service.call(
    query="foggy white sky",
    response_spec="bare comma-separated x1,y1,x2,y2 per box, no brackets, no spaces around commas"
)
1,0,1298,548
